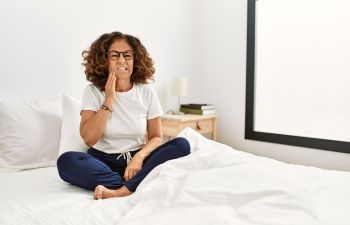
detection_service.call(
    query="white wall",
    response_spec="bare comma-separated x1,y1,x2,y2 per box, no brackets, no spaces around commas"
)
1,0,349,171
188,0,350,172
0,0,195,109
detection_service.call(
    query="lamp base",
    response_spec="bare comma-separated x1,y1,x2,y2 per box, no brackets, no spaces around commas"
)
166,109,185,115
171,111,185,115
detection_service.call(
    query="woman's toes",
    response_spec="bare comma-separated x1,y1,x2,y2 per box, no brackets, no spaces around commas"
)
94,185,105,200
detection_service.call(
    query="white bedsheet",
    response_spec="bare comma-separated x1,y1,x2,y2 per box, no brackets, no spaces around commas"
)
1,128,350,225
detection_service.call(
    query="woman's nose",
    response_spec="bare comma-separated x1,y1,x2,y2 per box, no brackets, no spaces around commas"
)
117,54,126,63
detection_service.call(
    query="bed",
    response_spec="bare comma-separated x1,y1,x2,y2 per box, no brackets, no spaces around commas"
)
1,97,350,225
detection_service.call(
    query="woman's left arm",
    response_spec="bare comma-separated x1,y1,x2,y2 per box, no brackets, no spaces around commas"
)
124,117,162,181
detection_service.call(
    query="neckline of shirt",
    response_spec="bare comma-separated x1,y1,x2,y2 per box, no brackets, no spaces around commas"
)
115,84,135,96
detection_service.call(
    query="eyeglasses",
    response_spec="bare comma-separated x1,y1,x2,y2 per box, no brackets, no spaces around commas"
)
107,50,134,61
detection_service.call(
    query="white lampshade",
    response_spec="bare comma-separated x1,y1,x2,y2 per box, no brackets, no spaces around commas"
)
171,78,187,96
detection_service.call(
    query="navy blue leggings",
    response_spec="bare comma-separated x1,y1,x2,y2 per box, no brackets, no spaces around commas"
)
57,137,190,192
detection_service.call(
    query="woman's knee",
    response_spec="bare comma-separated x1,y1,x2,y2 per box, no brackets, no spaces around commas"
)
57,151,80,172
57,151,73,162
171,137,191,156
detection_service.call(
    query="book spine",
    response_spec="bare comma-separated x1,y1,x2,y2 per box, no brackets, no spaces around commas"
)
188,104,207,106
180,104,215,110
180,108,203,114
180,108,215,115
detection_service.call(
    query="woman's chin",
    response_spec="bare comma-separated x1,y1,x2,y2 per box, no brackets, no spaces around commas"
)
115,73,131,79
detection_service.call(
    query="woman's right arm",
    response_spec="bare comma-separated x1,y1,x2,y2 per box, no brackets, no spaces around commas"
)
80,70,116,147
79,105,111,147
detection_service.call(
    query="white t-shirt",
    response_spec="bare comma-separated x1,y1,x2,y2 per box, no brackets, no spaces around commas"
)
80,83,163,154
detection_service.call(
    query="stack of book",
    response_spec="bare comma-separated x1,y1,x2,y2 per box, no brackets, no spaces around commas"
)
180,103,216,115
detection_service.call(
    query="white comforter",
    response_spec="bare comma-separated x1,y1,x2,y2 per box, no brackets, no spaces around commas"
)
1,128,350,225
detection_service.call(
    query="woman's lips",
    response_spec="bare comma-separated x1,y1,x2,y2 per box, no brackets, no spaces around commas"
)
116,67,128,72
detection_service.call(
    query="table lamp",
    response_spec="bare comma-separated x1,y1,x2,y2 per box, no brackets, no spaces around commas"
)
171,78,187,114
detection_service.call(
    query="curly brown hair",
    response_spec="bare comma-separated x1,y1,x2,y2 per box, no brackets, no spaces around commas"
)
82,31,155,91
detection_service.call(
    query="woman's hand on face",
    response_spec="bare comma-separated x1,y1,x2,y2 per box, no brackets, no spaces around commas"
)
124,155,144,181
104,69,117,106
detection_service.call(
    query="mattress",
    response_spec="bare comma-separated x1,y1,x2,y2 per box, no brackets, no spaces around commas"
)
1,128,350,225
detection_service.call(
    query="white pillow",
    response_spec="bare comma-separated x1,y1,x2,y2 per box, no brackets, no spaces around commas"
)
58,94,89,155
0,98,62,172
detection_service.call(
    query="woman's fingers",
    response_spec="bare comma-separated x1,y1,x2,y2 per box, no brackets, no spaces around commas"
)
111,72,116,89
106,70,114,89
124,169,129,181
105,70,116,102
124,167,140,181
128,170,135,180
105,76,111,91
124,156,143,181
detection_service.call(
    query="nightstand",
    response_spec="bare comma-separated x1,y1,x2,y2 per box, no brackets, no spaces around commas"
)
161,114,217,140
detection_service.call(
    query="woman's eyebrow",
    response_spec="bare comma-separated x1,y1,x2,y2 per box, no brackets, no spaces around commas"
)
108,50,134,53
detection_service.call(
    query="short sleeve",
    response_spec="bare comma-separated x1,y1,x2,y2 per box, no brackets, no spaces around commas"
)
80,85,100,112
147,86,163,120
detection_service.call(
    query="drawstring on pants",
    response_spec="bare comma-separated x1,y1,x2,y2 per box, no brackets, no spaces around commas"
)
117,151,133,164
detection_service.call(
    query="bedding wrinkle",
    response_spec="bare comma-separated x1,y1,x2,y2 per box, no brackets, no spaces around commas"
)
1,128,350,225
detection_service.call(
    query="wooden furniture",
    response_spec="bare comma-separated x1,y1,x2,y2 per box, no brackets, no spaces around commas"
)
161,114,217,140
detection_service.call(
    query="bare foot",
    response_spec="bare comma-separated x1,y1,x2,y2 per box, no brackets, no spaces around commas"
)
93,185,132,200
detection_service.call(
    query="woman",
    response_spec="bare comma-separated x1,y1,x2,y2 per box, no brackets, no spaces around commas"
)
57,31,190,200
